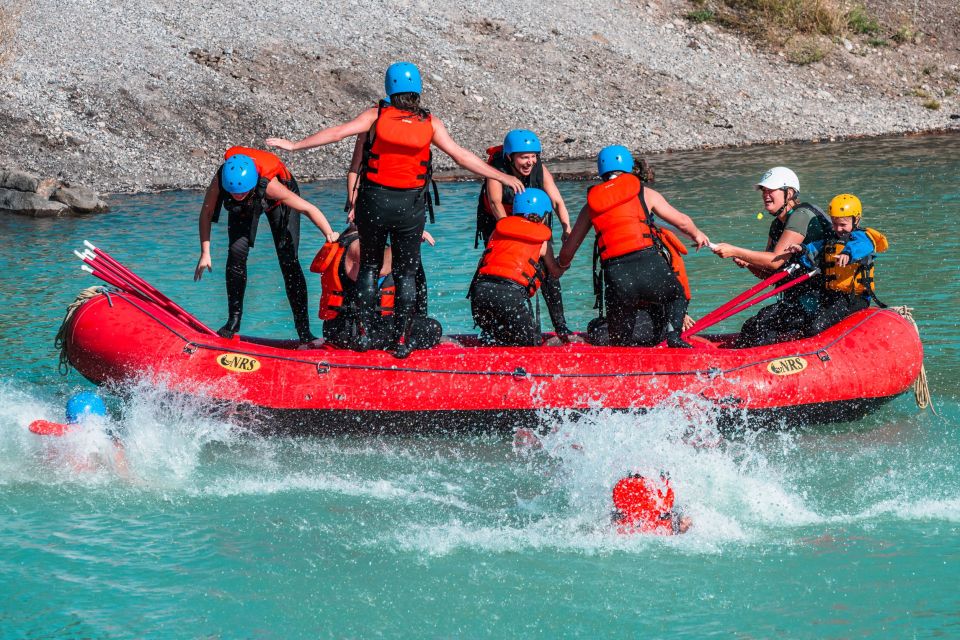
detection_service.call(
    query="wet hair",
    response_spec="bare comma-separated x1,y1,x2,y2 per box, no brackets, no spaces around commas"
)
389,92,429,118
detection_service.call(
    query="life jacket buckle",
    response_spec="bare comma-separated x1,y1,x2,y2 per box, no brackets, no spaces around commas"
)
316,362,330,375
182,343,198,355
816,350,831,362
512,366,528,379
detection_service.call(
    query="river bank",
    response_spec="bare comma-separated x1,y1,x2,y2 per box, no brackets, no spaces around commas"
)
0,0,958,194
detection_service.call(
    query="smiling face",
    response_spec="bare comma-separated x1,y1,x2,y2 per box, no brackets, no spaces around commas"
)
509,152,538,177
832,216,855,235
229,191,251,201
759,187,788,215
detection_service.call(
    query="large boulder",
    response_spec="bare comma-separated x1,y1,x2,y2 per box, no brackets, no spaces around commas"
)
52,184,109,213
0,169,42,193
0,188,71,217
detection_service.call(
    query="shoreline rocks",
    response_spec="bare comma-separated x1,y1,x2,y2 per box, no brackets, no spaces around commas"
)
0,169,108,217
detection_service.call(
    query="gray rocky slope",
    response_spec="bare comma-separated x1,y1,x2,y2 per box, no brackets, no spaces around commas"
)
0,0,957,193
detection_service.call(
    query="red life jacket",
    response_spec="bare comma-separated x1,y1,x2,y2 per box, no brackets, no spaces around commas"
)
612,475,677,535
224,146,292,182
310,233,394,320
363,106,433,189
477,216,551,296
29,420,73,436
657,227,692,301
587,173,656,261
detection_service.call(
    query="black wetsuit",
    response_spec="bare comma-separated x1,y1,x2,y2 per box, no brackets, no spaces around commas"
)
217,173,313,342
354,180,432,351
599,248,689,346
470,277,543,347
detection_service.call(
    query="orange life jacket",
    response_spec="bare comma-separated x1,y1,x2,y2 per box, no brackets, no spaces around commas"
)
310,232,394,320
363,106,433,189
224,146,292,182
477,216,551,296
612,474,677,535
657,227,691,301
587,173,656,261
823,228,887,296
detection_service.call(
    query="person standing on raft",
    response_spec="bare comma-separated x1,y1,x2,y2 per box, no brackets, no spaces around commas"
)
476,129,572,339
469,188,563,346
786,193,888,335
710,167,831,348
557,146,710,348
194,146,339,342
266,61,523,357
312,225,442,351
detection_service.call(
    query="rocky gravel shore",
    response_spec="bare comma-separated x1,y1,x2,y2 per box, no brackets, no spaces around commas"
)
0,0,957,194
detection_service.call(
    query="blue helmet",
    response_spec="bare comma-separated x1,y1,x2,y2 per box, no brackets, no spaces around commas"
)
503,129,542,156
65,392,107,424
512,188,553,219
384,62,422,96
221,154,259,195
597,145,634,177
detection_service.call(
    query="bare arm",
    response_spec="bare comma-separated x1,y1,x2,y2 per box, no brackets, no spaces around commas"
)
645,187,709,249
345,134,365,220
557,204,593,269
713,230,805,272
266,109,377,152
430,118,524,193
541,167,571,234
194,174,221,281
265,179,339,241
485,178,508,220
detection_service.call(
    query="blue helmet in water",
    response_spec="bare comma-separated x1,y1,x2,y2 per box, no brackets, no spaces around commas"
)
384,62,422,97
597,145,634,177
512,188,553,219
65,392,106,424
221,154,258,195
503,129,542,156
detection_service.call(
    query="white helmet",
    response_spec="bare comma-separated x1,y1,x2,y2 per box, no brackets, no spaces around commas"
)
755,167,800,193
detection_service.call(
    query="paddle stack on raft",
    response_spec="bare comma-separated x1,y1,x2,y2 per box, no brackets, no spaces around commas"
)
60,243,924,433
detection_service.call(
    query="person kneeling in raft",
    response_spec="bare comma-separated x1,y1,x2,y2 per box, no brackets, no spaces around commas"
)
612,473,692,535
29,392,128,474
195,147,339,344
468,188,564,347
786,193,889,335
312,225,442,352
557,146,710,348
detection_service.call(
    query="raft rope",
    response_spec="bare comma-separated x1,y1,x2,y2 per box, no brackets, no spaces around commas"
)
55,285,110,375
890,305,936,414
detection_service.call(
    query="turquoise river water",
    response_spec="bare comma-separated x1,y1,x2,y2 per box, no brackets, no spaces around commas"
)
1,134,958,638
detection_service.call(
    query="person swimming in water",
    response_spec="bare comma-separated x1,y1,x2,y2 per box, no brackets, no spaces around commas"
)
29,391,128,475
611,473,692,535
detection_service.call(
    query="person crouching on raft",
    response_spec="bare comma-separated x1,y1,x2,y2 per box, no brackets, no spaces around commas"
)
557,146,710,348
710,167,831,348
612,473,692,535
469,188,563,346
476,129,573,339
786,193,888,335
194,147,339,343
312,224,442,351
265,61,523,358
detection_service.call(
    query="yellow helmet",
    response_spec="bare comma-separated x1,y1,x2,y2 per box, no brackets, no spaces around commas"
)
828,194,862,219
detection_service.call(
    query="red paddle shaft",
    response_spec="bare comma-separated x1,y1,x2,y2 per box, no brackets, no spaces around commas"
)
683,268,819,338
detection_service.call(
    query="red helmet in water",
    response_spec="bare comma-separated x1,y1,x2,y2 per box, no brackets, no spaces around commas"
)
612,474,675,533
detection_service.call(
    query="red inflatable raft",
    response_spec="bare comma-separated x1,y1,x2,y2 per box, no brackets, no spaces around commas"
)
61,289,923,433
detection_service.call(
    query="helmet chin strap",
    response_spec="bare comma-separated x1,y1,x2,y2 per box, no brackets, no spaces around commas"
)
772,187,796,217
